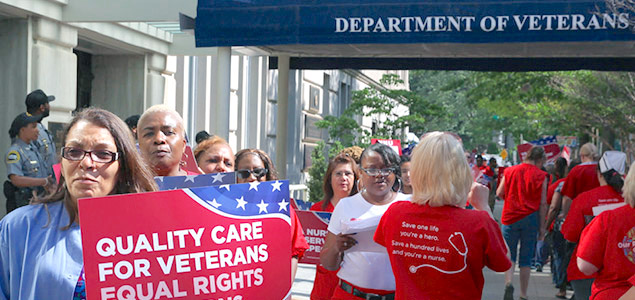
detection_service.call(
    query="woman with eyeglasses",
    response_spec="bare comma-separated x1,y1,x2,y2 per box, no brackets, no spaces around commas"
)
320,143,409,300
0,108,158,299
310,153,360,300
373,132,511,300
234,148,309,281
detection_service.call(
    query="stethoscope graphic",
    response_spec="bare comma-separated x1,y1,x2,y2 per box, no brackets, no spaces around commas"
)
409,232,468,274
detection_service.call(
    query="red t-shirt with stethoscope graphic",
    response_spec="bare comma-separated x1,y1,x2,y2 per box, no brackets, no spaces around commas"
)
375,202,511,300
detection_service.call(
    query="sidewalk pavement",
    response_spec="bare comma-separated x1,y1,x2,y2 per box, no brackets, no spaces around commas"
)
291,263,574,300
291,200,574,300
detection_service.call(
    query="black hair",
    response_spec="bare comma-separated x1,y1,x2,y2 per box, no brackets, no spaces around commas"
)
195,130,212,144
599,165,625,194
361,143,401,191
553,157,567,179
400,155,410,166
124,115,140,130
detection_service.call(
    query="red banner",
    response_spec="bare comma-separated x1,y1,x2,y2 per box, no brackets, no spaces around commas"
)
517,143,561,163
79,183,292,299
371,139,402,155
181,145,202,174
296,211,332,265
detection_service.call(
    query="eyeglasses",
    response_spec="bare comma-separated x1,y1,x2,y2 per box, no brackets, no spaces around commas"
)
61,147,120,164
360,167,394,176
236,168,268,179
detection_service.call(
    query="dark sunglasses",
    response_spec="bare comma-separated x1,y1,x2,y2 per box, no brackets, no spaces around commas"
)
236,168,268,179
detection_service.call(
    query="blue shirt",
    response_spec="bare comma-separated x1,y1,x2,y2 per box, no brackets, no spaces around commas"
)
0,201,83,299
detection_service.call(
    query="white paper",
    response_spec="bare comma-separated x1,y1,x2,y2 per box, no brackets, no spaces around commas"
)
340,215,386,253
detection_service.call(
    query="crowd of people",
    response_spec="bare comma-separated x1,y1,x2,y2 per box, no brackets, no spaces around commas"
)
1,89,634,300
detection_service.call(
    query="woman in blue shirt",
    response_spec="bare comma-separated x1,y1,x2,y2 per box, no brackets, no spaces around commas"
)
0,108,158,299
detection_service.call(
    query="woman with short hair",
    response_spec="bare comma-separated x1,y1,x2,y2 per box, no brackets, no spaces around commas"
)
0,108,158,299
320,143,409,300
374,131,511,300
194,136,235,174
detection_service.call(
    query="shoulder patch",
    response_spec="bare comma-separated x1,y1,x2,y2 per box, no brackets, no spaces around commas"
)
6,150,20,163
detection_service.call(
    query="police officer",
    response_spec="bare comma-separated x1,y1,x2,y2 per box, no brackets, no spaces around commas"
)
4,113,52,213
24,89,57,177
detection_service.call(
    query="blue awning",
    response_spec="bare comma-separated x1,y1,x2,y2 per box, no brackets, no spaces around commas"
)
195,0,634,47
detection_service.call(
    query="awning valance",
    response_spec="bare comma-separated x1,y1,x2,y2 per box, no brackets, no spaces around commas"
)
195,0,634,48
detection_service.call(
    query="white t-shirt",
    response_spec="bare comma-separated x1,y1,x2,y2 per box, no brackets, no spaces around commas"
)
327,192,410,290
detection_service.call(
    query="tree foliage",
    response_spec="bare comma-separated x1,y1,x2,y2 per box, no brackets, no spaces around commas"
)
317,74,441,147
307,141,345,203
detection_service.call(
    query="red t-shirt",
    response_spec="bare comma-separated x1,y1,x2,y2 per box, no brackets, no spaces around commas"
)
561,163,600,200
577,205,635,300
309,200,339,300
501,163,548,225
310,200,335,212
290,209,309,258
561,186,624,281
374,202,511,300
186,170,200,175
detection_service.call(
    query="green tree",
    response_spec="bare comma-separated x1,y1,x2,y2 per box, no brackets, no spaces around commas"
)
307,141,345,202
317,74,441,147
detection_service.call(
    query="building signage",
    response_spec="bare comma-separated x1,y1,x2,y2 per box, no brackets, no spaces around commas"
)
196,0,634,47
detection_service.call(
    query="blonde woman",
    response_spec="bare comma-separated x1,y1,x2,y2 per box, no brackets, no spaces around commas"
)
374,131,511,300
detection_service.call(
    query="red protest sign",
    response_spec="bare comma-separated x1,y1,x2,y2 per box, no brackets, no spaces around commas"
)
79,182,292,300
517,143,561,163
296,210,331,265
370,139,402,155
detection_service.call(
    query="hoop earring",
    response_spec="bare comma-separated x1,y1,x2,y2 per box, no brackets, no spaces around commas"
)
394,178,402,193
356,180,362,193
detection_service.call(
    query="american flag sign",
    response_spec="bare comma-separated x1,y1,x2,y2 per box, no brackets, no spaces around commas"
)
155,172,235,190
78,180,292,299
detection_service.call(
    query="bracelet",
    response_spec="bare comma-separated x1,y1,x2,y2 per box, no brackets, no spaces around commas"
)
42,178,49,188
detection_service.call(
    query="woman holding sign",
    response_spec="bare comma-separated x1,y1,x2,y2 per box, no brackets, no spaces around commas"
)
374,132,511,300
310,153,359,300
0,108,158,299
234,148,309,281
320,143,409,300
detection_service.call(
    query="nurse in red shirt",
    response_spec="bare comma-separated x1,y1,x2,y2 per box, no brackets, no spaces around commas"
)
375,132,511,300
562,151,627,300
496,146,549,300
310,154,359,300
577,158,635,300
561,142,600,218
234,148,309,281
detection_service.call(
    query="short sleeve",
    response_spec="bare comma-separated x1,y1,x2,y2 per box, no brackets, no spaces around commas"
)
577,214,607,270
561,170,576,199
483,214,512,272
629,274,635,286
290,209,309,259
373,205,393,247
327,200,346,235
554,181,564,193
561,194,585,243
4,150,24,178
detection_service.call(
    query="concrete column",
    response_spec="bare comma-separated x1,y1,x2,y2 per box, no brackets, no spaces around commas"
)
214,47,231,140
146,53,167,108
0,18,30,217
31,17,77,118
275,55,290,178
